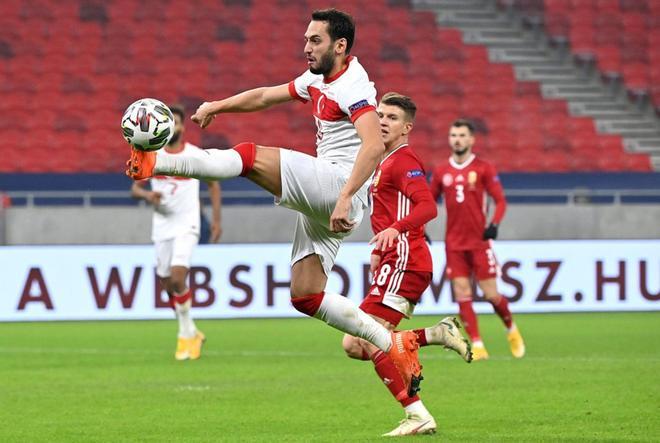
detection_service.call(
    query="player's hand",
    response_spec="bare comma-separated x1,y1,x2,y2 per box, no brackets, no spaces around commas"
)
330,195,356,233
191,102,216,128
210,221,222,243
483,223,498,240
370,253,381,275
146,191,162,206
369,227,400,252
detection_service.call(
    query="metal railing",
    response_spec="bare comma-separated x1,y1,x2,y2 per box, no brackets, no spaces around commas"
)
4,189,660,207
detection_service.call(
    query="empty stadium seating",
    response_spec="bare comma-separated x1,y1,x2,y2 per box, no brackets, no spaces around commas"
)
0,0,651,173
539,0,660,109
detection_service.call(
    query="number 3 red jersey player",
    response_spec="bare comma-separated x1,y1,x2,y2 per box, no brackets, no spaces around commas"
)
430,119,525,361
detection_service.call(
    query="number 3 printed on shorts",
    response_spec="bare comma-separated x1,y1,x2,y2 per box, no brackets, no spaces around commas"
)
486,248,496,266
455,184,465,203
376,264,392,286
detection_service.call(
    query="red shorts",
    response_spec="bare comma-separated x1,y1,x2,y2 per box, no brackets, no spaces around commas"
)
360,263,432,327
445,247,499,281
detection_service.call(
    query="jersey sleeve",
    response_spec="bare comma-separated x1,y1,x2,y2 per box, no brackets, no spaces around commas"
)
483,162,507,224
336,74,377,123
389,154,437,233
288,70,314,103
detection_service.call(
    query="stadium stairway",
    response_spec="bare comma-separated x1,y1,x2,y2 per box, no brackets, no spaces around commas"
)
413,0,660,170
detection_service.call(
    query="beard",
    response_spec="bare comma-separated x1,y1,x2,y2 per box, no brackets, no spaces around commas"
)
310,49,336,75
453,147,468,156
168,130,181,146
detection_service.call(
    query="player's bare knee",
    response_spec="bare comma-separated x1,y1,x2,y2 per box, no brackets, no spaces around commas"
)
248,145,282,197
453,282,472,301
170,281,187,295
483,292,501,303
290,256,327,298
342,334,363,359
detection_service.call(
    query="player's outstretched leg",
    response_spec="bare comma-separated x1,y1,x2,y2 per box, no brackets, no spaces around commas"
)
414,317,473,363
292,290,422,391
126,142,256,181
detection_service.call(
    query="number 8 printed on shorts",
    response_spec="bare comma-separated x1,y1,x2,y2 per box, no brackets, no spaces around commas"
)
376,264,392,286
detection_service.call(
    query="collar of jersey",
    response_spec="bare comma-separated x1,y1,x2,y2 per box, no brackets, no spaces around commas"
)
449,153,475,169
381,143,408,164
324,55,354,83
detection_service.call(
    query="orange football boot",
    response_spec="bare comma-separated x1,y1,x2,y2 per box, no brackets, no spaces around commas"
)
126,148,156,180
387,331,423,397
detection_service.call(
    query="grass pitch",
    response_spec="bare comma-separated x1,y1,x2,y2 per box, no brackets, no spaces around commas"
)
0,312,658,442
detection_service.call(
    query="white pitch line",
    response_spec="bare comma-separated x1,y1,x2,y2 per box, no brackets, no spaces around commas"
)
175,385,211,392
0,347,658,363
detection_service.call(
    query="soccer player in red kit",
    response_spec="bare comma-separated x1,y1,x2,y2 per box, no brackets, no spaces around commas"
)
430,119,525,360
342,94,472,436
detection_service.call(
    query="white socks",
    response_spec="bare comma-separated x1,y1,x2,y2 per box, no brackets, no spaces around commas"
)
155,148,243,180
404,400,431,418
314,292,392,352
174,298,197,339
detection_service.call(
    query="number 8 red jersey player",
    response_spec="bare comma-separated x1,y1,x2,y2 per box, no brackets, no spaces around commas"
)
342,94,472,437
430,119,525,360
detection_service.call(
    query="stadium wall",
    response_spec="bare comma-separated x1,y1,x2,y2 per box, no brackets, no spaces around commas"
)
2,241,658,321
3,204,660,245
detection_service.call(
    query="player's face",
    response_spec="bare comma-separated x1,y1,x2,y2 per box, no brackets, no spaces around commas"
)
168,113,184,146
304,20,337,75
448,125,474,156
377,104,412,147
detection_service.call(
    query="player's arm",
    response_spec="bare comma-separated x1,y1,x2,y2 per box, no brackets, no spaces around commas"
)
331,111,385,233
205,180,222,242
370,166,438,251
392,183,438,234
192,83,293,128
483,164,507,240
130,180,161,206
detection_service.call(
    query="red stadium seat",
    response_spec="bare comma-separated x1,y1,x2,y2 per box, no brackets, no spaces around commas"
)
0,0,650,172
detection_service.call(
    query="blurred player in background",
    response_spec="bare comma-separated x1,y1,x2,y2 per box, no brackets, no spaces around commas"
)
126,9,422,390
430,119,525,360
341,93,472,436
131,104,222,360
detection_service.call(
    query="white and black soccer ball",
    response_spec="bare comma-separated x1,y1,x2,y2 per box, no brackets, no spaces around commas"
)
121,98,175,151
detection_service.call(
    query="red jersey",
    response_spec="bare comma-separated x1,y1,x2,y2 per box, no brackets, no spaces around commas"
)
370,144,437,272
430,154,506,251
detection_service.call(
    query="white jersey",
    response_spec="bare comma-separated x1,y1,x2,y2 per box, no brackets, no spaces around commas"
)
149,142,201,242
288,56,377,168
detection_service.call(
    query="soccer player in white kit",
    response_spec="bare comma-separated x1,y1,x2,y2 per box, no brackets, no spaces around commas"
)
126,9,422,393
131,105,222,360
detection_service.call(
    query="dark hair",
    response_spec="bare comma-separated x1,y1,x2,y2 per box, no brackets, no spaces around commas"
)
381,92,417,121
169,104,185,121
451,118,474,134
311,8,355,54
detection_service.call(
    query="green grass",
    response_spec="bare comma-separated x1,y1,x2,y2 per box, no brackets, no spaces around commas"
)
0,312,658,442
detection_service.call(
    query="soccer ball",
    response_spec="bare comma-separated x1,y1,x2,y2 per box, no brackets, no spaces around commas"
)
121,98,175,151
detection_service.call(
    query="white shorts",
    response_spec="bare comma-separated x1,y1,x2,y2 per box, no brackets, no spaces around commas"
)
154,232,199,278
277,149,367,275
